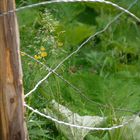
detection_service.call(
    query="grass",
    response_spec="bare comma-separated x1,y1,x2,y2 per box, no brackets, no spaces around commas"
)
18,1,140,139
22,54,140,139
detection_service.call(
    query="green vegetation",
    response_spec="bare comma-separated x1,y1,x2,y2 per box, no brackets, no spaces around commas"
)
17,0,140,139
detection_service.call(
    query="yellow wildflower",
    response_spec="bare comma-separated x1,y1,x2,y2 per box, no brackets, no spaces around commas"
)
40,46,46,51
41,52,48,57
21,52,25,56
34,55,41,59
58,42,63,47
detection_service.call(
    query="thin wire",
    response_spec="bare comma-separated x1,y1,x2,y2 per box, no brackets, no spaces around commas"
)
25,103,138,131
0,0,140,22
25,0,138,98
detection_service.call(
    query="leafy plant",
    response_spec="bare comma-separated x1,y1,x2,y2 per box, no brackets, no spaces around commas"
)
18,0,140,139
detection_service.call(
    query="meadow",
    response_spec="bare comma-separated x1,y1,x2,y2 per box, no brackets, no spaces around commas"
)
17,0,140,139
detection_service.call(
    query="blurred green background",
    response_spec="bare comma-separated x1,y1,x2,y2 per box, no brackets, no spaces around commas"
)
16,0,140,139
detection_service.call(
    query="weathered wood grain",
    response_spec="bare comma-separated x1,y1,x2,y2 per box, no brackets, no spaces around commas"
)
0,0,26,139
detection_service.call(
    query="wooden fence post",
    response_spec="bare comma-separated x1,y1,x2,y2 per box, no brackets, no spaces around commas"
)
0,0,26,140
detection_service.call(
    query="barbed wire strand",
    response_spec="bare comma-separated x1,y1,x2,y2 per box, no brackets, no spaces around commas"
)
25,0,138,98
24,103,138,131
0,0,140,22
22,51,136,114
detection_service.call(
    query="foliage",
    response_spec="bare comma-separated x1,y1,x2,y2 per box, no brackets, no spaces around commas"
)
17,0,140,139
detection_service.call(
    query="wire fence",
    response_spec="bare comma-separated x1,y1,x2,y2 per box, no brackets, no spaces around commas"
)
1,0,140,135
